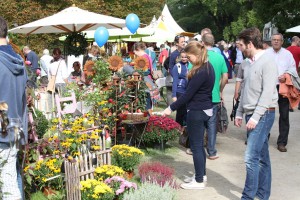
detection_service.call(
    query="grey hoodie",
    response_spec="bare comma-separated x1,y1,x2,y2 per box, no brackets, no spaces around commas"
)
0,45,28,144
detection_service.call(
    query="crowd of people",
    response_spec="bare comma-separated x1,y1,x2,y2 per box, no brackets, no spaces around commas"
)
1,12,300,199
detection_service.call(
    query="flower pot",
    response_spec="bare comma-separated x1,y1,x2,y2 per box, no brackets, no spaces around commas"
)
124,170,134,180
148,140,167,151
43,187,57,197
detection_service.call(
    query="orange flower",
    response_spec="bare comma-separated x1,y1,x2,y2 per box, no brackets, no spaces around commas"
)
134,56,149,71
108,56,123,72
83,60,95,78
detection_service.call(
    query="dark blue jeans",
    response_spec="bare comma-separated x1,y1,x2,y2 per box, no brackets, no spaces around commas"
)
175,92,187,126
242,110,275,200
206,103,219,156
187,110,210,183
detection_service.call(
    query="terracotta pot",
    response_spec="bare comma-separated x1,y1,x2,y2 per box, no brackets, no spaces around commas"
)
43,187,57,197
124,170,134,180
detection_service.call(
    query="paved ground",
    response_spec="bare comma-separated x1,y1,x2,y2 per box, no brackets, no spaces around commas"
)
162,80,300,200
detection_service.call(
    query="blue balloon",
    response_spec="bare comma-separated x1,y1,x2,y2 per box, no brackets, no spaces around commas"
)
94,27,109,47
126,13,140,34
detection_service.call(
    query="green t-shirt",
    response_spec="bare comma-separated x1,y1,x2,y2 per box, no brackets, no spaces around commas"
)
207,50,228,103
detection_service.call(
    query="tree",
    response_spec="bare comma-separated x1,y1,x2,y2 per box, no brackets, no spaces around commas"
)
0,0,164,54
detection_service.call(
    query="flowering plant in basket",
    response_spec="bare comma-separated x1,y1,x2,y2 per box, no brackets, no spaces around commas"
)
111,145,144,171
105,176,137,199
94,165,125,181
144,116,181,143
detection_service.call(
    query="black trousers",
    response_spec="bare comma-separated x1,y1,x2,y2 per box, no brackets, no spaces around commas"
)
175,92,187,126
277,91,290,146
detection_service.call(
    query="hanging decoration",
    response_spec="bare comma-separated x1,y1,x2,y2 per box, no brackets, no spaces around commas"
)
94,27,109,47
64,32,88,57
126,13,140,34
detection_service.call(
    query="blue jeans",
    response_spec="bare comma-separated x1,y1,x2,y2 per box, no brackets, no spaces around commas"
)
187,110,210,183
242,110,275,200
206,103,219,156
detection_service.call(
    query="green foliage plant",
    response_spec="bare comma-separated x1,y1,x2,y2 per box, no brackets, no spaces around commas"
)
34,109,49,138
123,181,177,200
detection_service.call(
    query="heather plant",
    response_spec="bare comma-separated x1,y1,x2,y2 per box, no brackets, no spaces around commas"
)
123,181,177,200
138,161,177,188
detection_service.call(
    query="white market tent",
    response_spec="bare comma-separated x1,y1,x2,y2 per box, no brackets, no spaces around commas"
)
8,5,126,34
123,4,185,43
286,25,300,33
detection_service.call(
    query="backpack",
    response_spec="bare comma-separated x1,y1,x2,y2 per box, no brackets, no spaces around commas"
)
163,57,170,71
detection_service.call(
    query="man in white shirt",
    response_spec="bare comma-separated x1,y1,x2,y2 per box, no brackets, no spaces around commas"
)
266,33,296,152
39,49,53,85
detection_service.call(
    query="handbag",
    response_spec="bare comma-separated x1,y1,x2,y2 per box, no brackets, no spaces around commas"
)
179,127,189,148
47,60,62,92
217,102,229,133
152,70,164,80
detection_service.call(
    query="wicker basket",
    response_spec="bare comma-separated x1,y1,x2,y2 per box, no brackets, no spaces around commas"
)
126,113,146,121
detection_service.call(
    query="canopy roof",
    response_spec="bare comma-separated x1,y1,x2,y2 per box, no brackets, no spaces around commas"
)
286,25,300,33
9,5,126,35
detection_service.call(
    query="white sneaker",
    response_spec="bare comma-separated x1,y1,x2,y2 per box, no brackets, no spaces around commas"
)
183,175,207,183
181,180,205,190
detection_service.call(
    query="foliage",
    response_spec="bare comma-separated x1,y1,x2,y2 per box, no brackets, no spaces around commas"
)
138,161,177,188
2,0,164,54
111,145,144,171
30,191,48,200
80,179,115,200
64,32,88,57
144,116,181,144
123,181,177,200
104,176,137,200
169,0,300,41
92,59,112,87
27,157,64,191
94,165,125,181
33,109,49,138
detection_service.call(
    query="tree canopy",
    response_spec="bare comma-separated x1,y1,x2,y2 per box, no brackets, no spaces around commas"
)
168,0,300,41
0,0,164,53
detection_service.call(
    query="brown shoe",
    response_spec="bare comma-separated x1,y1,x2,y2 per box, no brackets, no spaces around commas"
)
277,145,287,152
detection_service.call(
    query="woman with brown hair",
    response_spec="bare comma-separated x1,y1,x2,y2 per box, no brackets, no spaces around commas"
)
163,41,215,190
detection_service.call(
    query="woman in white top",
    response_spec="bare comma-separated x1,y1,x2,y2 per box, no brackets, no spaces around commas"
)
49,48,69,94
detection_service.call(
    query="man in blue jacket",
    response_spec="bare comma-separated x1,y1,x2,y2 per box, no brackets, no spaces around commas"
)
0,16,28,200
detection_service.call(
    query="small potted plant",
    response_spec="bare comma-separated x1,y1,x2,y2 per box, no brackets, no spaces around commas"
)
105,176,137,199
144,116,181,150
80,179,115,200
111,145,144,176
94,165,125,181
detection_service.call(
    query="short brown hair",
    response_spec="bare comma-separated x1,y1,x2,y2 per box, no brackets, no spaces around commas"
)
0,16,8,38
238,27,263,49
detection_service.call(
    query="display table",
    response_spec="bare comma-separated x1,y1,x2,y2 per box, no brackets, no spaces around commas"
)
121,119,148,148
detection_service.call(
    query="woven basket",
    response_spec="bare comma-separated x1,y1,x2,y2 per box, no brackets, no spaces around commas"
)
126,113,145,121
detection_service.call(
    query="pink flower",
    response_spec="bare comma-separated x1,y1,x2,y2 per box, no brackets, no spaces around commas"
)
25,60,31,66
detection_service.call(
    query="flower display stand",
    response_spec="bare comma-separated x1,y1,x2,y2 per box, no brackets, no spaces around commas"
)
64,145,112,200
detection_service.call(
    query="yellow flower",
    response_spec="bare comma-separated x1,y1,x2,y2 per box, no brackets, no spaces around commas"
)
91,145,101,150
24,166,30,172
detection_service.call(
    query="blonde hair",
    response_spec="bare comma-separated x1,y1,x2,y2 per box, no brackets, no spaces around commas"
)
185,41,208,79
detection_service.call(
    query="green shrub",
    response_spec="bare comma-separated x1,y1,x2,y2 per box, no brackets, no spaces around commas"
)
123,181,177,200
34,109,49,138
